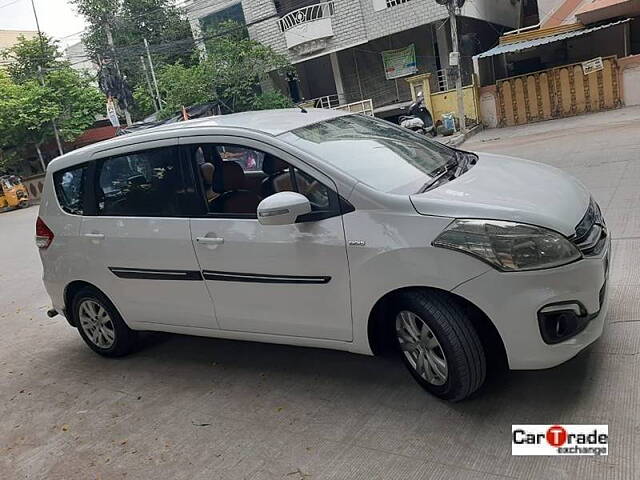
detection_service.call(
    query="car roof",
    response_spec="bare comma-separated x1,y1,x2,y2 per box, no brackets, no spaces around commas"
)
143,108,353,136
47,108,353,172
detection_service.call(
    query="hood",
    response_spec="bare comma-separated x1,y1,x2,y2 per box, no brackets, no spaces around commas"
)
410,153,590,236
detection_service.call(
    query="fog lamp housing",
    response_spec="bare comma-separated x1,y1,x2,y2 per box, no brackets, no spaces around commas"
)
537,302,591,344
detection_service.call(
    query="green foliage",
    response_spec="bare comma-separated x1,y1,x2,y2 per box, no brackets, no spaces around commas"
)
45,69,104,142
252,91,294,111
156,61,216,118
155,21,292,118
132,84,157,120
1,34,63,83
72,0,196,119
0,36,104,171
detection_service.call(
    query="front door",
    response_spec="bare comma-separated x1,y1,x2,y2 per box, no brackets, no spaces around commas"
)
80,140,219,330
184,137,353,341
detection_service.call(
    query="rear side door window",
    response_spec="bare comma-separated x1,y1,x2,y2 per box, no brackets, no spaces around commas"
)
53,165,88,215
95,146,196,217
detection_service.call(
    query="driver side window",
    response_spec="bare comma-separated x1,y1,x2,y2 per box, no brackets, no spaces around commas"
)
185,143,341,219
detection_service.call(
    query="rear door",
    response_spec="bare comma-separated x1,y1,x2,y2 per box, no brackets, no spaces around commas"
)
79,139,219,330
183,136,353,341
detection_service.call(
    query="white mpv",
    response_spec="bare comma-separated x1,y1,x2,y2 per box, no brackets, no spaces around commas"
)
37,109,610,401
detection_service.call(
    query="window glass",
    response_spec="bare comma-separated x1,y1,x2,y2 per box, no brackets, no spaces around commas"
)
281,114,456,194
96,146,187,217
54,166,87,215
217,145,265,172
190,143,338,219
293,168,330,211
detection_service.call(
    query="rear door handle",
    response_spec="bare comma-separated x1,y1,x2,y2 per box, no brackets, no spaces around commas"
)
84,233,105,239
196,237,224,245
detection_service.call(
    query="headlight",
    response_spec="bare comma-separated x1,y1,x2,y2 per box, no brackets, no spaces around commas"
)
432,219,582,272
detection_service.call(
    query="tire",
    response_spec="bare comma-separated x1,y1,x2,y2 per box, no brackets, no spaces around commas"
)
392,290,486,401
71,287,137,357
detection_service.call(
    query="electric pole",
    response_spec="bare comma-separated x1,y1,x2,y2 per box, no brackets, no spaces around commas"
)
105,25,133,126
140,56,160,113
144,38,163,111
30,0,64,158
446,0,466,133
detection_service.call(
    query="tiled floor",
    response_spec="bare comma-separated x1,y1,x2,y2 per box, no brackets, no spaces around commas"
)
2,107,640,479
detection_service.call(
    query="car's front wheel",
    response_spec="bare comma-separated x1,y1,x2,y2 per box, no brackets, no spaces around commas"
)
393,290,486,401
72,287,137,357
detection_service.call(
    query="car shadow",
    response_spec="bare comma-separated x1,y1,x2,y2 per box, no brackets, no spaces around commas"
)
126,331,598,413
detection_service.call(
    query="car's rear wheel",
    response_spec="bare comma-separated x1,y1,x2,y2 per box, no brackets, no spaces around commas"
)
393,290,486,401
72,287,137,357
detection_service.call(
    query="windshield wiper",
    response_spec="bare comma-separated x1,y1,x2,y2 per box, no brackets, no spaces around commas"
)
419,158,459,193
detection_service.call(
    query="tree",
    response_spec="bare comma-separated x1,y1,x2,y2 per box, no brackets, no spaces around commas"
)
155,21,293,118
1,34,62,83
0,36,104,173
71,0,196,119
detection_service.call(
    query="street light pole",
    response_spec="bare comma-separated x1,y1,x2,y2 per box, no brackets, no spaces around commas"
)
447,1,466,133
30,0,64,158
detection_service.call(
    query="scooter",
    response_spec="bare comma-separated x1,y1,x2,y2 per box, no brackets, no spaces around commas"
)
399,93,436,137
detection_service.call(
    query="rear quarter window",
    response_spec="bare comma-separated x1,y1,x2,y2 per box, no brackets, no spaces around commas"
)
53,166,87,215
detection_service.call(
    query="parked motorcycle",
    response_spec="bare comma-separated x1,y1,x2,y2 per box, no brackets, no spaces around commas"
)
399,93,436,137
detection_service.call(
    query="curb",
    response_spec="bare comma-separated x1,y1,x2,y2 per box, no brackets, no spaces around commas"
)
435,124,483,147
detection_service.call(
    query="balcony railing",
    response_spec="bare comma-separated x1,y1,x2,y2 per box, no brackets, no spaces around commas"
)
279,1,335,32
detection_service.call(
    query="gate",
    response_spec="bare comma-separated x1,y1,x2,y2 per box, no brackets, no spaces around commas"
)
497,57,621,126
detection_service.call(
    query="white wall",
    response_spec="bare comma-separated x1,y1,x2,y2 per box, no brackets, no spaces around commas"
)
537,0,564,24
461,0,522,29
622,61,640,106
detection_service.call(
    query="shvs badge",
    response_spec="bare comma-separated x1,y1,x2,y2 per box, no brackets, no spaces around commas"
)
512,425,608,456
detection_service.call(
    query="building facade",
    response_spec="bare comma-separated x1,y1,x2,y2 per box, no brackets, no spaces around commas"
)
185,0,523,116
63,41,99,77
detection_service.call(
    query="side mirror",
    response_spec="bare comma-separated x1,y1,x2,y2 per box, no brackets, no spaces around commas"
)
257,191,311,226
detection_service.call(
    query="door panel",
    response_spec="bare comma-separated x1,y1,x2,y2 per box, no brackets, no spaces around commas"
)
190,216,352,340
81,216,217,329
81,140,218,330
182,135,352,341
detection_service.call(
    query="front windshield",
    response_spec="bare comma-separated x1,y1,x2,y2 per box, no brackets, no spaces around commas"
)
1,178,14,190
280,114,456,194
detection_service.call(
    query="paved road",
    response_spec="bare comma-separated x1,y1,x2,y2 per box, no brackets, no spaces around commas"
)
2,107,639,479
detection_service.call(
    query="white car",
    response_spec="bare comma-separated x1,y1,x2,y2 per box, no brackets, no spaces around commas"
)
37,109,610,401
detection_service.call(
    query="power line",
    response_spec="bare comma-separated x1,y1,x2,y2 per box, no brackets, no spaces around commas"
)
0,0,23,10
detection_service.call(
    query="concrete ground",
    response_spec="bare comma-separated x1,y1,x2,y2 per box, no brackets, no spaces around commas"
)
2,107,640,480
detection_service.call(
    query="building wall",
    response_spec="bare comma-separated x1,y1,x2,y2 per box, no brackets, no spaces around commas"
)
361,0,447,42
336,24,439,107
620,53,640,106
64,42,98,76
245,0,368,64
0,30,38,69
187,0,520,64
479,85,498,128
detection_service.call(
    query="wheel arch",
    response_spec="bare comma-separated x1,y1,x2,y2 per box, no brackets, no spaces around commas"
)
63,280,111,327
367,286,508,370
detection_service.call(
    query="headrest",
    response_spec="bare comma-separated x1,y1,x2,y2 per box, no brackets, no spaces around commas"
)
262,155,289,175
200,162,215,186
222,161,245,191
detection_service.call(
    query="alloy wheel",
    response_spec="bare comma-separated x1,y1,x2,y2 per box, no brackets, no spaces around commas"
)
78,299,116,349
395,310,449,386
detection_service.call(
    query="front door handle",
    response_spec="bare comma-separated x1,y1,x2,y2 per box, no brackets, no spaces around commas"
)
196,237,224,245
84,233,105,239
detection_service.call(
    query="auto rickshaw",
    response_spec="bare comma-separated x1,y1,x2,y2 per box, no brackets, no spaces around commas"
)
0,175,29,211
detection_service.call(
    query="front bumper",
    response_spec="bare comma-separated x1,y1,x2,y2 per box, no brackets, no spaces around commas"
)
453,238,610,370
